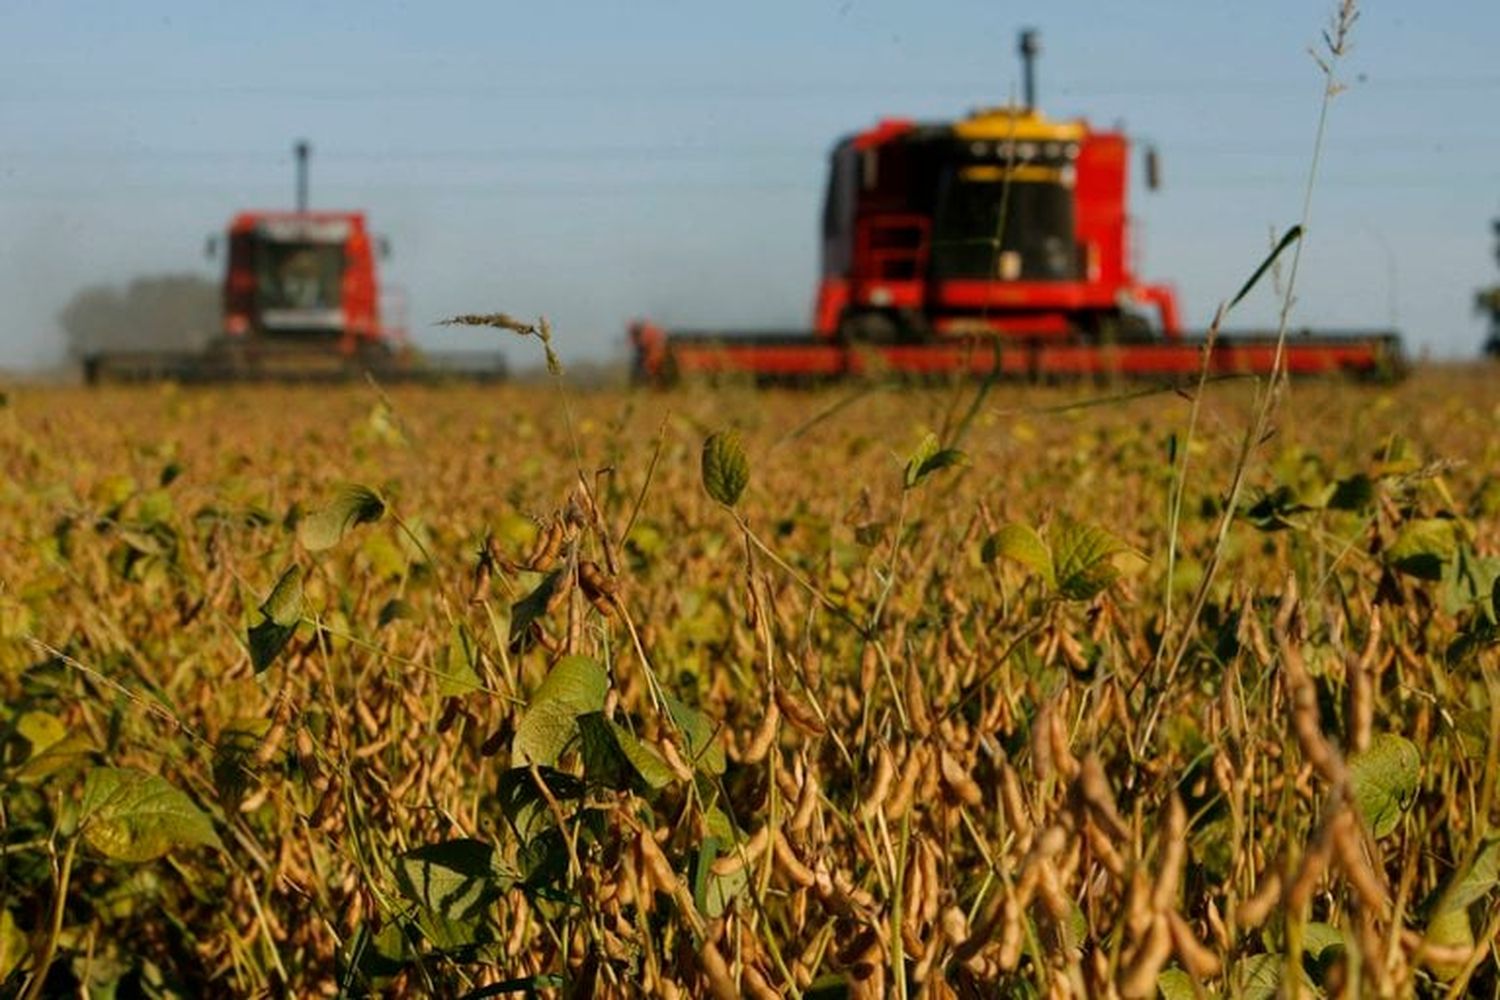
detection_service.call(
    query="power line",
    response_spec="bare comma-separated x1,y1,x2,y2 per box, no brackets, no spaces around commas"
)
0,144,817,163
2,74,1497,103
4,170,1494,203
2,133,1496,165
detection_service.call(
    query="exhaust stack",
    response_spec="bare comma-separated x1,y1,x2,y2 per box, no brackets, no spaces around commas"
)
295,140,310,212
1018,29,1040,110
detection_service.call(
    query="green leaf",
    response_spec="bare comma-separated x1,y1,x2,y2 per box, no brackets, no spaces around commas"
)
80,767,223,862
497,767,585,844
377,598,415,627
1301,921,1346,967
693,832,750,919
15,727,93,784
1387,518,1459,581
248,564,303,673
297,484,386,551
1423,905,1473,978
512,702,581,769
665,694,726,775
702,431,750,507
1051,519,1128,601
983,523,1055,585
1229,224,1302,310
693,835,722,914
212,717,270,804
517,827,571,893
903,432,965,489
1441,547,1494,617
438,623,483,698
1348,733,1420,839
0,909,25,982
1235,954,1282,1000
1059,897,1088,951
362,532,409,582
1434,836,1500,915
508,570,565,653
1157,968,1197,1000
531,654,610,712
394,838,513,923
512,656,609,767
415,909,492,954
346,919,412,982
259,563,303,624
1244,485,1320,532
1328,473,1375,512
904,433,938,488
608,720,676,789
577,712,676,791
16,711,67,757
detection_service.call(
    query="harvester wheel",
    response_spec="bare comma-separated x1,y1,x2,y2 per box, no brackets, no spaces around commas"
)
206,337,252,379
838,310,902,345
354,341,397,377
1116,310,1156,343
1091,309,1155,345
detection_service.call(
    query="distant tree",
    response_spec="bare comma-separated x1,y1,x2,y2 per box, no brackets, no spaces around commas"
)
60,275,219,357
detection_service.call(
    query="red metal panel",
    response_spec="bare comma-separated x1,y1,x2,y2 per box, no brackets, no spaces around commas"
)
934,278,1121,311
852,118,915,151
658,338,1390,382
1074,133,1129,288
222,231,256,337
342,222,381,348
813,279,850,337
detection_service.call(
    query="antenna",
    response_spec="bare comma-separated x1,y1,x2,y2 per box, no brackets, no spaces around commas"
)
1018,29,1040,110
295,140,310,212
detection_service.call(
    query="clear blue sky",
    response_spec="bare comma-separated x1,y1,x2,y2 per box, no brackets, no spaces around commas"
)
3,1,1498,368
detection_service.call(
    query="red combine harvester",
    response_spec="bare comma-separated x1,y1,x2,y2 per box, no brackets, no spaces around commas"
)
631,31,1403,384
84,143,507,383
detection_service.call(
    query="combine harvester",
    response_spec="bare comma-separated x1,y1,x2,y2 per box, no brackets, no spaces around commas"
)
84,143,507,384
631,31,1404,385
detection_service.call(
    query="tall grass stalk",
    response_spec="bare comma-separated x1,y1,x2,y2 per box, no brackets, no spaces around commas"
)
1141,0,1360,753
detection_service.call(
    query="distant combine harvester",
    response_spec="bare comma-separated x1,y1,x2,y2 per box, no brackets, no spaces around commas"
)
83,142,508,385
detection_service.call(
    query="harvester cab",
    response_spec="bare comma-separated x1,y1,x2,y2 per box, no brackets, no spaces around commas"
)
815,102,1180,344
210,140,390,359
809,26,1181,347
218,210,385,355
